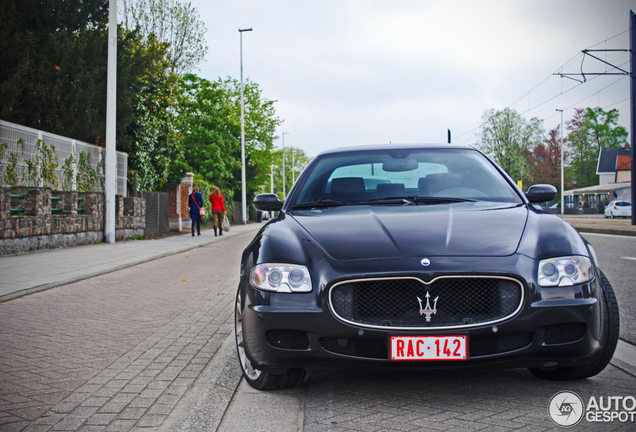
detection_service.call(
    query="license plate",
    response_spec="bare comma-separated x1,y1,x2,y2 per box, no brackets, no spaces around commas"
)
390,335,467,361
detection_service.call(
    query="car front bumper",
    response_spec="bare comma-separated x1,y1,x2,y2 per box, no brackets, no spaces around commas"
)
241,259,603,374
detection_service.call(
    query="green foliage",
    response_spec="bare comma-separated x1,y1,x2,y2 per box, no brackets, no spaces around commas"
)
566,107,628,188
124,35,181,191
37,140,59,188
163,159,191,190
270,147,313,199
177,74,241,191
478,108,544,182
60,154,76,191
76,151,102,192
2,138,24,186
0,142,7,184
120,0,208,74
5,153,20,186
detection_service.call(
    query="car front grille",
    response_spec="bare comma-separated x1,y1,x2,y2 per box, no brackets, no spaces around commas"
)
329,276,523,329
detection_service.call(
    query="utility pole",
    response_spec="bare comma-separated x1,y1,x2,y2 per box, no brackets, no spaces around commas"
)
104,0,117,243
239,28,252,225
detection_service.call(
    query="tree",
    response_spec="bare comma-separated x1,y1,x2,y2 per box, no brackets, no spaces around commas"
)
122,33,182,191
270,147,313,199
177,74,240,190
528,126,563,191
567,107,629,188
478,108,544,182
215,77,282,203
119,0,208,74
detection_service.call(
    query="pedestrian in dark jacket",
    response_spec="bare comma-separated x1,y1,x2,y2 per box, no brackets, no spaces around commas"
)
189,186,204,236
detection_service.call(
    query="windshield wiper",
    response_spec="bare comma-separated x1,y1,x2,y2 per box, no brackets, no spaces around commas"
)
365,196,477,205
291,199,345,210
410,196,476,204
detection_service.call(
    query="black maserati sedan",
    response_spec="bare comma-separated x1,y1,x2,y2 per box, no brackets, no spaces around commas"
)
235,144,619,390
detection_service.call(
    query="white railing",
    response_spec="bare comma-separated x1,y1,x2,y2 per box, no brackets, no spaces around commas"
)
0,120,127,196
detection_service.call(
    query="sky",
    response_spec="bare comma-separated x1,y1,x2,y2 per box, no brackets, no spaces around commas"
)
190,0,635,157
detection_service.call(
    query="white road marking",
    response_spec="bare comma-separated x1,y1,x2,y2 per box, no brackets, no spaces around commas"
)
580,232,636,239
621,257,636,261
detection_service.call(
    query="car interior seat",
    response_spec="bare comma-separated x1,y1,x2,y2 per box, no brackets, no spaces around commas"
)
330,177,367,202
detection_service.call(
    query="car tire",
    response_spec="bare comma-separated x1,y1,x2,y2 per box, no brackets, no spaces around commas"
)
235,288,307,390
528,270,619,381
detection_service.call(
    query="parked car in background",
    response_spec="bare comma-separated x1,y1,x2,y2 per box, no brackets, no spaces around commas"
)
604,201,632,218
236,144,619,390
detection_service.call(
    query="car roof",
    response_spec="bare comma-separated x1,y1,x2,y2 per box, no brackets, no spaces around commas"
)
315,143,476,157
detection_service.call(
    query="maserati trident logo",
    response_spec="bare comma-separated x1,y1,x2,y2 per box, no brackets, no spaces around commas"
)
417,292,438,322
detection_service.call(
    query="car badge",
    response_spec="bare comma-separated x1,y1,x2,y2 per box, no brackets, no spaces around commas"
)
417,292,439,322
420,258,431,266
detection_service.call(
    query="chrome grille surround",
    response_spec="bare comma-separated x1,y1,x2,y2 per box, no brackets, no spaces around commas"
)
328,276,525,330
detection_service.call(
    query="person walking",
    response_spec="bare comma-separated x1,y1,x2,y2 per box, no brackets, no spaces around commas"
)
189,186,204,236
208,187,227,236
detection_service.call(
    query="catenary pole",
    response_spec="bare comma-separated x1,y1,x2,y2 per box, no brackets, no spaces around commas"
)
239,28,252,225
104,0,117,243
556,109,564,215
630,10,635,225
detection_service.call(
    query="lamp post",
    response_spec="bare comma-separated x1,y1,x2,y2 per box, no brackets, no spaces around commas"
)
270,164,277,193
282,132,289,199
556,109,564,215
239,27,252,224
292,148,296,184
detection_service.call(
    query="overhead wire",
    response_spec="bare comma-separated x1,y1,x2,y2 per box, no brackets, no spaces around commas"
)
454,28,630,142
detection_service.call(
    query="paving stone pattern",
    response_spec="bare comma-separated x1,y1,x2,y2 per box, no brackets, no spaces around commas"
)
0,234,246,431
303,365,636,431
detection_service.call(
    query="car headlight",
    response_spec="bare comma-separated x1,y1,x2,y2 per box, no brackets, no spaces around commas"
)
250,264,312,293
538,256,594,287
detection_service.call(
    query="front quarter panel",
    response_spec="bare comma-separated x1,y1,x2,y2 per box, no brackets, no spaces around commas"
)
517,208,589,260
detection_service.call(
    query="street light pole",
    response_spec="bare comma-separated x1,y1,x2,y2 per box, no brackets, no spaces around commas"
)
556,109,564,215
239,27,252,225
104,0,117,243
292,148,295,184
282,132,289,199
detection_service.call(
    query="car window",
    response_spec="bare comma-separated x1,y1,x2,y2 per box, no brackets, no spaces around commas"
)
292,148,522,205
616,202,631,207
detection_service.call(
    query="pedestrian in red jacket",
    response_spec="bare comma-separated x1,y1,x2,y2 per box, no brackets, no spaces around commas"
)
208,187,227,236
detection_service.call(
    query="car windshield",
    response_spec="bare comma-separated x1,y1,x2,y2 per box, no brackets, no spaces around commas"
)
616,202,631,207
290,148,523,207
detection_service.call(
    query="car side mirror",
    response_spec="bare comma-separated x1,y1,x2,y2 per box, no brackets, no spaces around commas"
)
525,184,557,204
253,193,284,211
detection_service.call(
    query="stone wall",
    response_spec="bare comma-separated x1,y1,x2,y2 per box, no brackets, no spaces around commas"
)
0,186,145,255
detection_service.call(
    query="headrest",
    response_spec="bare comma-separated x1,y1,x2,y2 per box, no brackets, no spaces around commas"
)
376,183,405,198
330,177,366,201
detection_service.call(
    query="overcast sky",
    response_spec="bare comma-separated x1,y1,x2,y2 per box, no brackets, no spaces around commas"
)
190,0,634,157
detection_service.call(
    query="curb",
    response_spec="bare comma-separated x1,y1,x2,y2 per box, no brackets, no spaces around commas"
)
158,332,243,432
0,225,261,303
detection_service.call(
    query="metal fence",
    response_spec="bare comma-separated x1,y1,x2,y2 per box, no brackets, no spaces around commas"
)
0,120,127,196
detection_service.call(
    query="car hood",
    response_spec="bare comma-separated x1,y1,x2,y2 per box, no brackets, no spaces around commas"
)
290,203,528,260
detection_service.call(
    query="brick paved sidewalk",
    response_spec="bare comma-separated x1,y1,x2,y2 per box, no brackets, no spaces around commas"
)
0,232,251,431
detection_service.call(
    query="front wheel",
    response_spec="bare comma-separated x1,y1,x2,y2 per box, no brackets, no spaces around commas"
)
529,270,619,381
235,288,306,390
